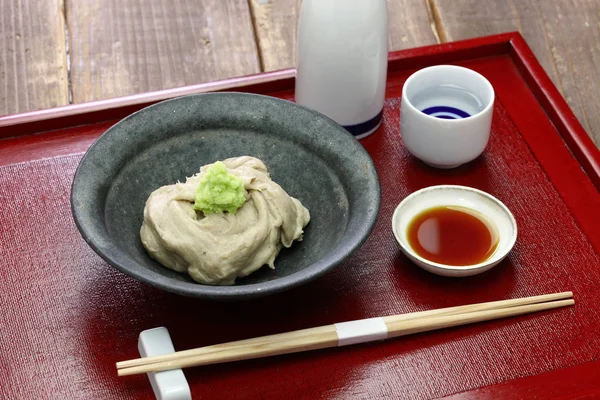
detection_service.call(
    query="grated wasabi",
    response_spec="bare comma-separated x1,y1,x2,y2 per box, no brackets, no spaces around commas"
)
193,161,247,214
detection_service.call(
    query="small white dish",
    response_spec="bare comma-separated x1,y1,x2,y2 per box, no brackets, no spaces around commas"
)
392,185,517,277
400,65,495,168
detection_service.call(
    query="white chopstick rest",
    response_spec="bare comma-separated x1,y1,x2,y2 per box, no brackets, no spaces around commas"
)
334,317,388,346
138,327,192,400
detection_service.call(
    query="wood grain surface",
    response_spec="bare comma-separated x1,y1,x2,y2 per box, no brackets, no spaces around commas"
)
65,0,261,103
0,0,69,115
387,0,439,50
248,0,302,72
0,0,599,146
249,0,438,71
431,0,600,145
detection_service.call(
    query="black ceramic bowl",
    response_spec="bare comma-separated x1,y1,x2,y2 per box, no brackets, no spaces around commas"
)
71,93,380,300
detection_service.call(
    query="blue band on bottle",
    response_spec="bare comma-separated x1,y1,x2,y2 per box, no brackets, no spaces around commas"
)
342,109,384,137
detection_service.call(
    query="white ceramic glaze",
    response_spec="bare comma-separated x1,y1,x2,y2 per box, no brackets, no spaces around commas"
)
401,65,495,168
295,0,388,139
392,185,517,277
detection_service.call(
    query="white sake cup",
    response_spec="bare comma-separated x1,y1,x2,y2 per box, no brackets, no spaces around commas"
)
400,65,495,168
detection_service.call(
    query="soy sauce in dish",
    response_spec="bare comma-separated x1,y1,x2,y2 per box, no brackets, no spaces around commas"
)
407,205,499,266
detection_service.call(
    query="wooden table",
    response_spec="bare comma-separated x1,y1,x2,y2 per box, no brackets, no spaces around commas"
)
1,0,598,146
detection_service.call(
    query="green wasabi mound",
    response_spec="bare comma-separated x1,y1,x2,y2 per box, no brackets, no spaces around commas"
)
193,161,247,214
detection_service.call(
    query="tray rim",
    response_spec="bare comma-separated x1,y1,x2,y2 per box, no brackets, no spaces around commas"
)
1,32,599,398
1,32,599,191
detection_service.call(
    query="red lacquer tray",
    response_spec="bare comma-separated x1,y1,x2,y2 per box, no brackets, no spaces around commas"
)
2,33,600,399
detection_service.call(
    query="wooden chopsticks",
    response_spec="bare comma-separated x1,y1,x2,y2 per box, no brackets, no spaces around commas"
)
116,291,574,376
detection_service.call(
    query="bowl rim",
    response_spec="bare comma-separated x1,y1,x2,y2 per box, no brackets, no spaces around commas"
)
71,91,381,299
391,184,517,273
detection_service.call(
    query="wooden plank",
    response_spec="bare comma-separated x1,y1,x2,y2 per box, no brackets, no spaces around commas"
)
0,0,69,115
249,0,438,72
66,0,261,103
430,0,600,146
248,0,301,72
388,0,440,50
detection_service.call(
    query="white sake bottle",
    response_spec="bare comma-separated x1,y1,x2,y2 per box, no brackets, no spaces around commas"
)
295,0,388,139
